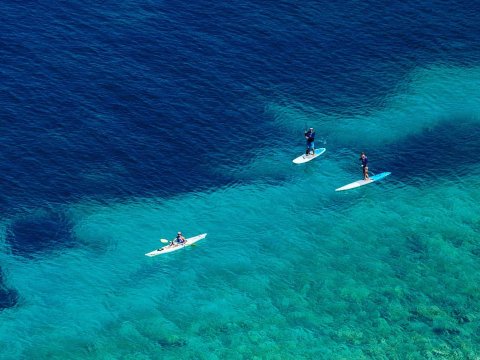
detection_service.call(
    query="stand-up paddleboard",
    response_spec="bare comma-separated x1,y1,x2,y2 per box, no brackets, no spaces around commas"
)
145,233,207,257
292,148,326,164
335,172,391,192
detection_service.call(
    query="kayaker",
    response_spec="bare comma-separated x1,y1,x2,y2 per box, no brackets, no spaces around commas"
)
172,231,186,246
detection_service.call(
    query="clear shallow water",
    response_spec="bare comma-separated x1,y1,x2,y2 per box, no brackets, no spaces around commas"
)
1,1,480,359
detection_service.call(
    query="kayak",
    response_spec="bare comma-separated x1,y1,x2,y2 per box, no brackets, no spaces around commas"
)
145,233,207,257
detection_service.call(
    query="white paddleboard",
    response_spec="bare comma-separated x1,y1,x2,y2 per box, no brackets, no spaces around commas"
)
292,148,326,164
145,233,207,256
335,172,391,192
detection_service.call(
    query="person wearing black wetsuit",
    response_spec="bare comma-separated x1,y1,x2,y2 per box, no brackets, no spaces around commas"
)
360,152,369,180
304,128,315,156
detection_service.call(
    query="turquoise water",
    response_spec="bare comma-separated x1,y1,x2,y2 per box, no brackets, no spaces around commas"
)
1,64,480,358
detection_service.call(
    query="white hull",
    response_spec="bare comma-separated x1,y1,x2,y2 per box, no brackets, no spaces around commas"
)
145,233,207,257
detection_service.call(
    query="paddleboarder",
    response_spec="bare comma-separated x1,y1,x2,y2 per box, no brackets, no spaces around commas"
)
360,152,369,180
304,127,315,156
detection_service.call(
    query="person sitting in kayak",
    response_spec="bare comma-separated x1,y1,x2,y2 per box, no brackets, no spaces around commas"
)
305,127,315,156
360,152,369,180
172,231,186,246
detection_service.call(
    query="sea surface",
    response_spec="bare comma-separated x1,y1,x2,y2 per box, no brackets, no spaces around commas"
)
1,1,480,359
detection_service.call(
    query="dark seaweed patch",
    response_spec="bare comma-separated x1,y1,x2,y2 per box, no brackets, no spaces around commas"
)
381,117,480,183
0,268,18,311
6,211,75,258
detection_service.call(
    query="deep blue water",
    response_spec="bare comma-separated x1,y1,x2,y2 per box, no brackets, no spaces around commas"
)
1,1,480,356
1,1,479,213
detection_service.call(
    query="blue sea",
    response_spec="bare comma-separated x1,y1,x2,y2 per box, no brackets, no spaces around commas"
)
1,1,480,358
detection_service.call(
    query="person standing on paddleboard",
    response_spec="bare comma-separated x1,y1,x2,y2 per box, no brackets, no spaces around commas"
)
360,152,369,180
304,127,315,156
